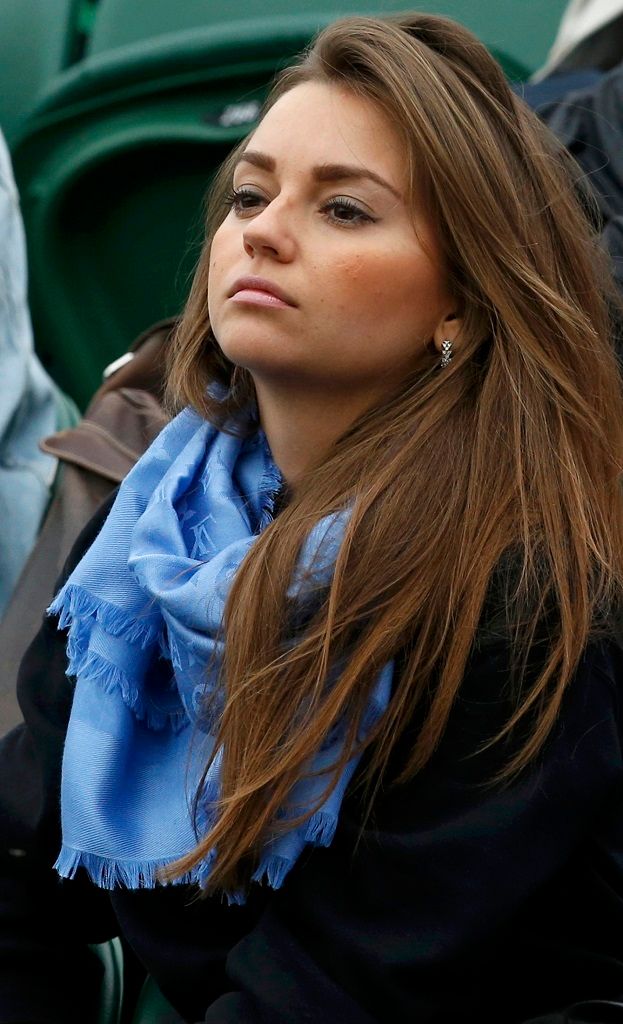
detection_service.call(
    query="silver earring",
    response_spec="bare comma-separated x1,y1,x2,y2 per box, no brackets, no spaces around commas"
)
440,338,453,369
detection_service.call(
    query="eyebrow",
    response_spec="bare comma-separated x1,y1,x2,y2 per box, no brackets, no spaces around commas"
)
235,149,402,201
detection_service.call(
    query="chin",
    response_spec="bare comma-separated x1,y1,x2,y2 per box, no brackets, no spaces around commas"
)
217,333,302,379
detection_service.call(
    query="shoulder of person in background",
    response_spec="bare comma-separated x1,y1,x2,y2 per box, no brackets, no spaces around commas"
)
0,317,175,736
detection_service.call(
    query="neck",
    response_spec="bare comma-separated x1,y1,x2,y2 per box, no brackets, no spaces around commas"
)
254,378,380,486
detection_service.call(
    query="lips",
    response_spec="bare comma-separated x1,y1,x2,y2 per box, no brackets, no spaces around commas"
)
228,276,297,307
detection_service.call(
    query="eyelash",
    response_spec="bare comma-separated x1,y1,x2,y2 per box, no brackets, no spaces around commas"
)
223,187,377,227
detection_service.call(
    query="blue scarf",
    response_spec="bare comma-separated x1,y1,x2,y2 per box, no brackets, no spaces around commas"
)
49,407,393,900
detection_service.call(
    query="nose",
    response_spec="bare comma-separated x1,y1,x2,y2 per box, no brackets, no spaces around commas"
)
242,199,296,263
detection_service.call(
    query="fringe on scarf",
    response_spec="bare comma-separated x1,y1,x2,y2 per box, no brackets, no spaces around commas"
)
55,843,306,905
303,809,338,846
257,459,283,530
54,846,202,890
48,583,187,733
49,583,161,649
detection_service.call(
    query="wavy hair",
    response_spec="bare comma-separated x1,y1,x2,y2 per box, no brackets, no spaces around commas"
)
165,13,623,892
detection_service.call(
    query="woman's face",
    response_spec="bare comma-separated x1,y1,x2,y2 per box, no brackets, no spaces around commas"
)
208,81,454,401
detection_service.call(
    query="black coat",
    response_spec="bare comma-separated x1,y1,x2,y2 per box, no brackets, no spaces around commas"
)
2,496,623,1024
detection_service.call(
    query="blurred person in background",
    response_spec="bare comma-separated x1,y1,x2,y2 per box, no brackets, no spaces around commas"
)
0,128,65,619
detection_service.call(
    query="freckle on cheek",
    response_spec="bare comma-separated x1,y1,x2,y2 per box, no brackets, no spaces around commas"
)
343,260,365,279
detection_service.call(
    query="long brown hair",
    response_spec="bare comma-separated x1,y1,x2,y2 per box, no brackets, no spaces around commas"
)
166,13,623,892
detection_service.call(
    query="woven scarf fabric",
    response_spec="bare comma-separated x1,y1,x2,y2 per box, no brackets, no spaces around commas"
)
49,407,393,900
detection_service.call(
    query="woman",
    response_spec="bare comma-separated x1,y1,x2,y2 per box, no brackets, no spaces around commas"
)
2,12,623,1024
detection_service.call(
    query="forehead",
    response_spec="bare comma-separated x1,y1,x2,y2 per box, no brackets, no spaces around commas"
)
244,81,407,191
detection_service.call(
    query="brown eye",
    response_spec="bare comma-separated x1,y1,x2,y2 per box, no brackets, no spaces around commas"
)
321,197,377,226
224,188,266,214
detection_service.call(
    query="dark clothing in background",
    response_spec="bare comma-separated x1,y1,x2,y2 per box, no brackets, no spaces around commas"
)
2,495,623,1023
545,12,623,77
530,62,623,293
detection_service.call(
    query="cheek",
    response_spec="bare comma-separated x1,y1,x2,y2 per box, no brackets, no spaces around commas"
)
207,228,232,321
328,249,444,325
319,255,382,320
208,224,230,279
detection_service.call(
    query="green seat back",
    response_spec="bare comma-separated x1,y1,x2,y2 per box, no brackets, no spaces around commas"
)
89,0,399,53
130,975,184,1024
91,938,124,1024
92,940,180,1024
87,0,567,76
0,0,88,143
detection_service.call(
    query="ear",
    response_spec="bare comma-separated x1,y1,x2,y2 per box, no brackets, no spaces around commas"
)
432,309,463,356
